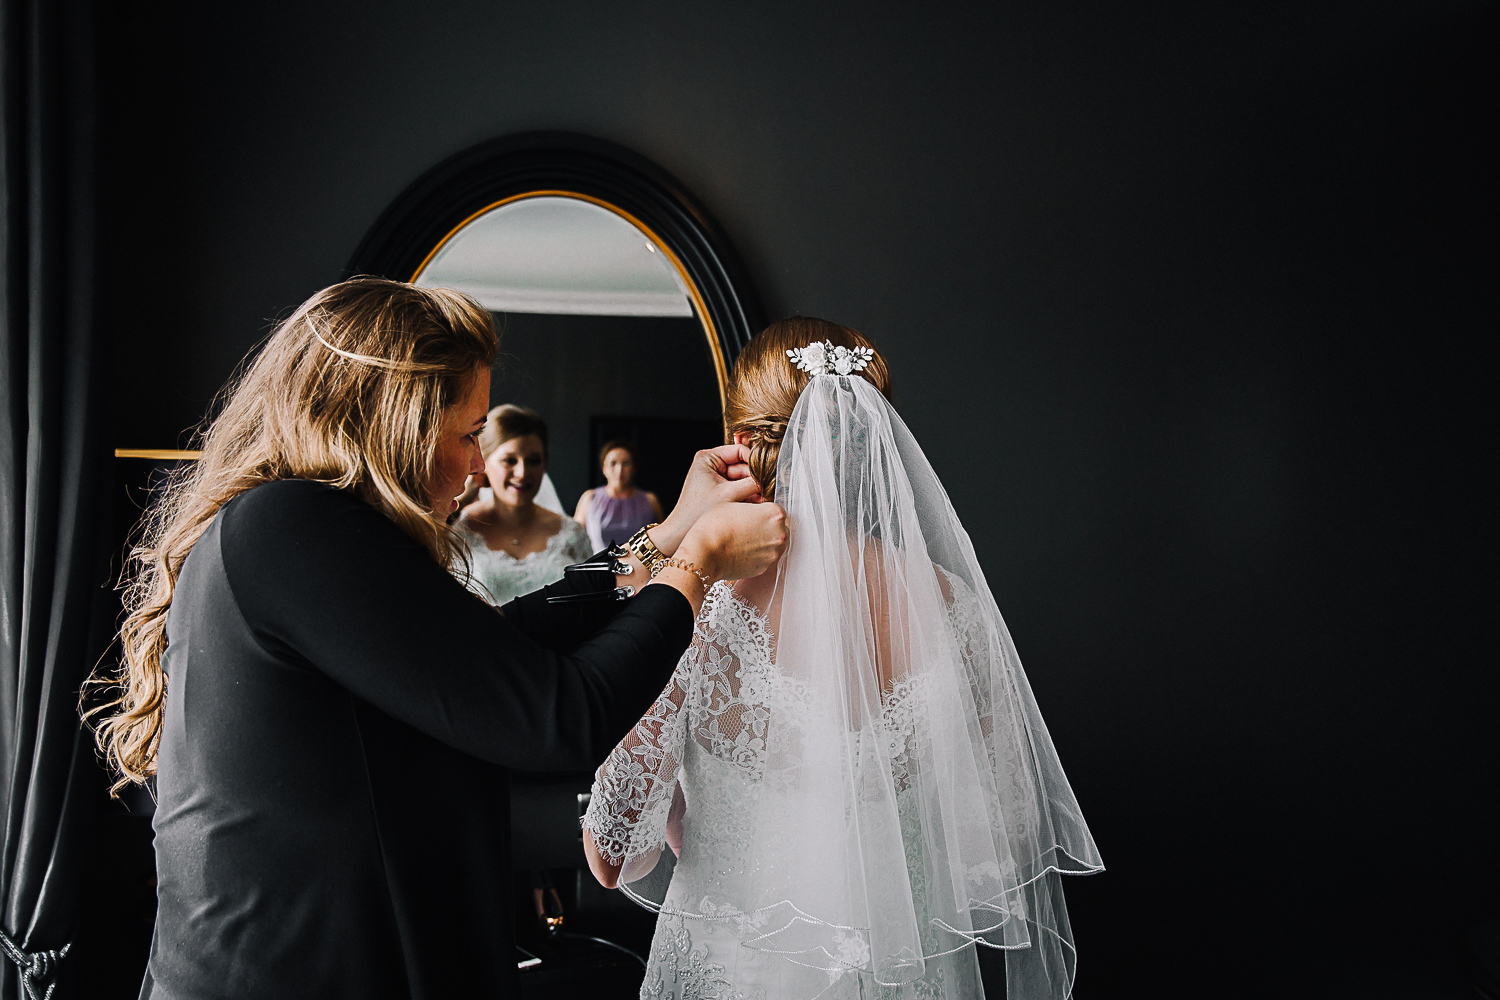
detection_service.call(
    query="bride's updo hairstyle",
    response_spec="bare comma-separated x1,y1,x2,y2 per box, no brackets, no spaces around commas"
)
90,277,497,792
724,316,891,501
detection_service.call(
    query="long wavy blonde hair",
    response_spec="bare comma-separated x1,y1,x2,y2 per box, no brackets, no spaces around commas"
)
723,316,891,501
86,277,497,792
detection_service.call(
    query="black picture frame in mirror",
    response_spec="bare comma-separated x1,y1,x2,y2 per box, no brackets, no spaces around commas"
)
345,132,764,387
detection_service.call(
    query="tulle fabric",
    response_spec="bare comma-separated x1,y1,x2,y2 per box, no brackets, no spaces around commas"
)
534,473,565,515
592,375,1102,999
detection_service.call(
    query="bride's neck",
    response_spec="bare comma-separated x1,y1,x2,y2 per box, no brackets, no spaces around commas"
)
480,497,538,525
730,559,780,607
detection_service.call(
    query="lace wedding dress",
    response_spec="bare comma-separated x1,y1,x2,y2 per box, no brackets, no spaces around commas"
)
583,374,1102,1000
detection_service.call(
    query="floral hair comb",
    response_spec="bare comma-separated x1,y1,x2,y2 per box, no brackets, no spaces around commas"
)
785,340,875,377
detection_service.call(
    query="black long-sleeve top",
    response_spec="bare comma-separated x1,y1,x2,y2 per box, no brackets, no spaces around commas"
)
140,479,693,1000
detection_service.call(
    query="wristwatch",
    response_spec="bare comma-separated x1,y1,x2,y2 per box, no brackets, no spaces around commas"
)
625,523,667,576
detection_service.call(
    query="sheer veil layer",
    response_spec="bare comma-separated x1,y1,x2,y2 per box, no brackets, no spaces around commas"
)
588,374,1102,1000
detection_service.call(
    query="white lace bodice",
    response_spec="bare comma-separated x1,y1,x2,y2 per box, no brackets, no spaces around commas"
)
455,517,592,607
583,577,996,1000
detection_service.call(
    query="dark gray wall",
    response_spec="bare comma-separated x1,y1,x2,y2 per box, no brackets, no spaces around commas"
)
98,2,1495,996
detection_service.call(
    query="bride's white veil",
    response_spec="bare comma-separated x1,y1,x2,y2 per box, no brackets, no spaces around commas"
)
732,373,1103,998
616,369,1102,999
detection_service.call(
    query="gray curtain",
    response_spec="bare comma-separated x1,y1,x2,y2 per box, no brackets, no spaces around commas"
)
0,0,109,997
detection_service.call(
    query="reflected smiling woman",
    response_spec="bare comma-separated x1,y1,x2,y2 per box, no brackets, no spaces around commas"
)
456,404,592,606
84,277,787,999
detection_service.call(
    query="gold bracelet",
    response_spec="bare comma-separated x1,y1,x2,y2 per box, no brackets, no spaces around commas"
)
655,557,714,595
624,523,666,576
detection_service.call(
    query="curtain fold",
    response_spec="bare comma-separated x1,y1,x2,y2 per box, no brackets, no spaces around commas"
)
0,0,108,998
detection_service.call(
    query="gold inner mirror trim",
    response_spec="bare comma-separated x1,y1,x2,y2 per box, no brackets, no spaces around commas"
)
409,190,729,412
115,449,203,460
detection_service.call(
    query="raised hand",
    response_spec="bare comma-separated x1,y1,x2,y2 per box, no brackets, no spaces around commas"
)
676,500,788,583
652,444,762,556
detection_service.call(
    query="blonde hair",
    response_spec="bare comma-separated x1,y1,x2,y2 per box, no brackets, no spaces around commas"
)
479,404,548,460
723,316,891,500
86,277,497,793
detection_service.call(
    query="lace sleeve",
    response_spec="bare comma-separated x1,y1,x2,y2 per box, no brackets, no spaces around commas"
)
581,645,694,881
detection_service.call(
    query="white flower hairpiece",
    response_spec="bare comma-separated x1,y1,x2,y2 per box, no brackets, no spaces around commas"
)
785,340,875,377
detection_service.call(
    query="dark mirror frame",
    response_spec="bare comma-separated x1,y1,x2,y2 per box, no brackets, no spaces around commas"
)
345,132,764,397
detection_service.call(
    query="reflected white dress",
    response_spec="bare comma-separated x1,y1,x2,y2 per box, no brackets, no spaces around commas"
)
456,514,591,607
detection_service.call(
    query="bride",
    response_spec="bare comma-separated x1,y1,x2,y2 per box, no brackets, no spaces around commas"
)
582,318,1103,1000
454,404,592,606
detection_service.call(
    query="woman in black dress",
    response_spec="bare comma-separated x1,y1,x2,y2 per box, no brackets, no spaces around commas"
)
86,278,786,999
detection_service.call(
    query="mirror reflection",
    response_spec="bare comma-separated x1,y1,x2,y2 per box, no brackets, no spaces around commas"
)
417,195,722,599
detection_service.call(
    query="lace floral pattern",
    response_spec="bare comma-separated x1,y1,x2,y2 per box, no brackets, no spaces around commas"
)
642,916,766,1000
455,517,592,607
583,582,785,874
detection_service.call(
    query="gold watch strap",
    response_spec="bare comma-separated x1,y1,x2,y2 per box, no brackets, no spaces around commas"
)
625,523,666,575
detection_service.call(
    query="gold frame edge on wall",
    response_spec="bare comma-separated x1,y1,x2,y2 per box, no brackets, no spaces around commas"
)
115,449,203,460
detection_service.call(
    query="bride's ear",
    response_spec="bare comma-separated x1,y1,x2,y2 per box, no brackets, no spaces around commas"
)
732,430,752,448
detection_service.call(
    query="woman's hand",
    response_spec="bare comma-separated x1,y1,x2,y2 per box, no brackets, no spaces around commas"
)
676,500,788,583
651,445,760,556
582,828,624,890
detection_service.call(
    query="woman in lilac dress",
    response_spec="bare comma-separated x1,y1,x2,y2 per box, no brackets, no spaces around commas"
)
575,440,663,550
